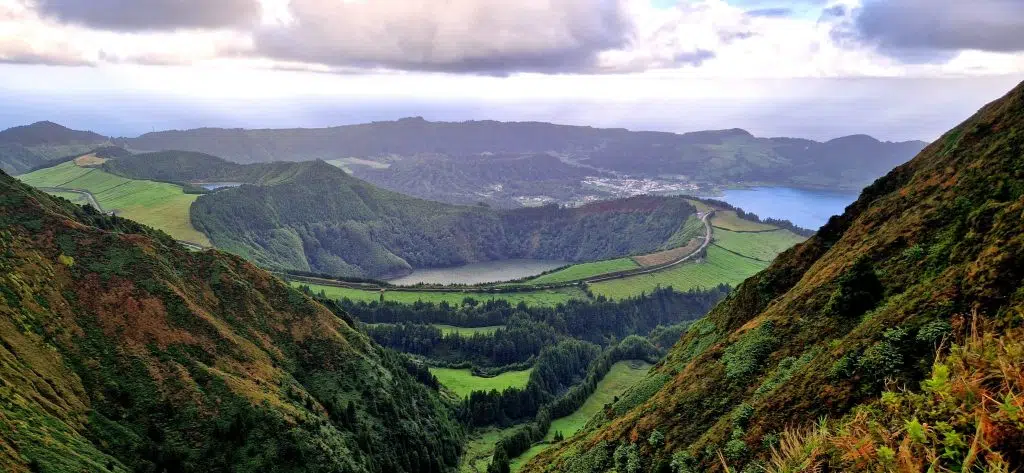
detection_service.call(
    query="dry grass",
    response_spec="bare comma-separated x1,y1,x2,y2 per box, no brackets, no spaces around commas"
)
72,153,107,167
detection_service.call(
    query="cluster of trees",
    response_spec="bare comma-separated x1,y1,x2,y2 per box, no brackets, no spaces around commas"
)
343,286,729,346
458,339,602,427
364,317,560,367
488,337,662,471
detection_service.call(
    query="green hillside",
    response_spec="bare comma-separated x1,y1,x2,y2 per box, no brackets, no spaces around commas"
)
17,161,209,245
0,170,464,473
103,151,698,279
521,81,1024,473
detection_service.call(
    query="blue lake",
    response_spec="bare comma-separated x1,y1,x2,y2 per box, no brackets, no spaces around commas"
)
712,187,859,230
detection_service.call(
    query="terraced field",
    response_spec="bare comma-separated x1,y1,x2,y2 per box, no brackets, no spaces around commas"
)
588,246,769,299
710,210,778,232
525,258,638,285
509,360,652,471
429,367,533,398
712,228,807,262
293,281,588,306
18,161,210,245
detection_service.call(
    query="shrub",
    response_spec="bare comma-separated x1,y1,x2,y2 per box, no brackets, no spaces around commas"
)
722,322,777,381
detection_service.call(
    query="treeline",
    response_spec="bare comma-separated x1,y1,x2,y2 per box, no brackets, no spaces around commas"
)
458,339,601,427
488,337,661,471
341,286,729,345
364,317,560,367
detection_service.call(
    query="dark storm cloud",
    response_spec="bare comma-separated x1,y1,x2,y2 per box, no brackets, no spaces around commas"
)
852,0,1024,59
36,0,261,31
254,0,634,75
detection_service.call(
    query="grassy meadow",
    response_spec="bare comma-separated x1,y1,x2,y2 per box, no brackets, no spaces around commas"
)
429,367,533,398
433,324,504,336
710,210,778,232
712,228,806,261
589,246,769,299
18,161,210,245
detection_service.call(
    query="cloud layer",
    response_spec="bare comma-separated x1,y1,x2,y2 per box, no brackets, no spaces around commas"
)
849,0,1024,60
256,0,632,74
35,0,262,31
1,0,1023,77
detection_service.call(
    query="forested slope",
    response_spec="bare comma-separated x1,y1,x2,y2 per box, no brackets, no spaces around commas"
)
105,152,697,278
0,171,463,473
521,82,1024,473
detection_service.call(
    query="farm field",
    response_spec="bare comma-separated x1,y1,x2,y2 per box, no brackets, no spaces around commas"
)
293,281,588,306
710,210,778,232
712,228,806,262
18,161,210,245
633,240,700,267
525,258,638,285
429,367,533,399
589,246,769,299
509,360,653,471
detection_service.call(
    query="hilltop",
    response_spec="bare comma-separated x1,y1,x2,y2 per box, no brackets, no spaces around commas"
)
0,121,109,174
0,170,463,472
102,151,699,278
519,82,1024,472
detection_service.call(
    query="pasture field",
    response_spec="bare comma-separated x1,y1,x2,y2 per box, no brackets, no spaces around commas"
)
509,360,653,471
588,246,768,299
525,258,638,285
712,228,806,262
18,162,210,245
460,427,519,473
633,240,700,267
710,210,778,232
429,367,533,398
433,324,504,336
293,281,588,306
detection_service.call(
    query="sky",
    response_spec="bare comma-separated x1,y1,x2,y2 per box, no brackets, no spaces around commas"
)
1,0,1023,141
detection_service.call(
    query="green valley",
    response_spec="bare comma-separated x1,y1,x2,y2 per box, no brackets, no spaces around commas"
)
430,367,534,398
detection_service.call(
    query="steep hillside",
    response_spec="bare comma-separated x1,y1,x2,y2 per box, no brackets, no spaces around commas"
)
0,171,463,472
121,118,924,191
520,83,1024,472
104,152,698,279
